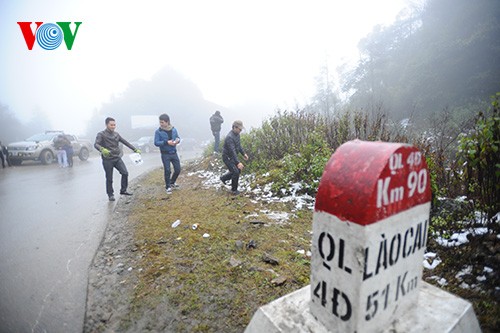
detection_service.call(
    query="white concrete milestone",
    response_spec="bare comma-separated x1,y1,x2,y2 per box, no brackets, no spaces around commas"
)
244,282,481,333
310,205,430,332
245,140,481,333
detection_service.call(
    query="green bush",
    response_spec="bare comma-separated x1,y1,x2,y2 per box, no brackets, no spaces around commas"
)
457,93,500,220
268,130,332,194
239,108,399,196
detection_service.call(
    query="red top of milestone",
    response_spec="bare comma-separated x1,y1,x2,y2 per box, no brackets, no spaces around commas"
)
315,140,431,225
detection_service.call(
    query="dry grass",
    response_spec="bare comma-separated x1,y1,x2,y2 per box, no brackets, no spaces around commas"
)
97,156,498,332
125,159,312,332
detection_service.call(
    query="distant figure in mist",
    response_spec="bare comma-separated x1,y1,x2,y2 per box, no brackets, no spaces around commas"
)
54,134,71,168
0,141,7,168
220,120,248,195
63,135,75,167
209,110,224,153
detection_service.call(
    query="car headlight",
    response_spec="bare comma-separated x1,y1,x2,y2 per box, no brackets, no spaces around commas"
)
26,145,38,151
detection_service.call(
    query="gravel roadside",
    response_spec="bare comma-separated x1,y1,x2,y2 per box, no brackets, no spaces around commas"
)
84,172,176,332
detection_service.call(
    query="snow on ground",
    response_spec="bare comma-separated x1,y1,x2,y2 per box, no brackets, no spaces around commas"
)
190,164,499,292
434,210,496,247
188,169,315,212
428,209,499,290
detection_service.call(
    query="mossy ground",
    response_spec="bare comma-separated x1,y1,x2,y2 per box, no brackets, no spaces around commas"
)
86,156,499,332
125,158,312,332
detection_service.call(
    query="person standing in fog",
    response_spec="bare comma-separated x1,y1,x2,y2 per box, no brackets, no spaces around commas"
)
1,143,9,167
220,120,248,195
209,110,224,153
54,134,70,168
0,141,6,168
154,113,181,194
63,135,74,167
94,117,141,201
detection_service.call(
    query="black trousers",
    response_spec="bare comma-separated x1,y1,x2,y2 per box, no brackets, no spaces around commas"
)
221,155,240,191
102,157,128,195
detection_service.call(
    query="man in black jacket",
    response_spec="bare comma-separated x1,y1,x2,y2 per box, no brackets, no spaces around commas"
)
220,120,248,195
94,117,141,201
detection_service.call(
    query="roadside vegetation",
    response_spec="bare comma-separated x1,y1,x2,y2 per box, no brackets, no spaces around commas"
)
126,166,312,332
91,93,500,332
79,1,500,330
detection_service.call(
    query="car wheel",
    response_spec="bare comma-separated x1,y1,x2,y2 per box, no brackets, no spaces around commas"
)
79,147,89,161
40,150,54,165
10,159,22,166
144,145,151,153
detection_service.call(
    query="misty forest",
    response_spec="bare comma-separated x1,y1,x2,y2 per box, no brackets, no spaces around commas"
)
1,0,499,330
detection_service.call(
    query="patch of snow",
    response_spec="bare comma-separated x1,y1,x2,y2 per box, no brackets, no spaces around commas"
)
456,266,472,279
484,266,493,274
476,275,487,282
265,211,293,223
437,278,448,286
436,232,469,247
471,227,489,235
423,257,442,270
424,252,437,259
459,282,471,289
194,168,315,211
435,226,490,247
428,276,448,286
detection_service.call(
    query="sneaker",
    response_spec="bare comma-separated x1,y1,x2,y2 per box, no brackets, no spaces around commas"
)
120,191,133,196
231,190,240,195
171,183,180,189
220,176,228,185
108,195,115,201
166,187,172,194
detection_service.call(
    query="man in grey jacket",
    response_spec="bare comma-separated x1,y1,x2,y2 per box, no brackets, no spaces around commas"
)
220,120,248,195
94,117,141,201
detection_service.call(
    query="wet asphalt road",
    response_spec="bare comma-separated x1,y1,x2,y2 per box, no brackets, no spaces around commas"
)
0,150,199,333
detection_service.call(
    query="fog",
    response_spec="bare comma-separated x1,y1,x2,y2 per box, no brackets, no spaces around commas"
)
0,0,409,141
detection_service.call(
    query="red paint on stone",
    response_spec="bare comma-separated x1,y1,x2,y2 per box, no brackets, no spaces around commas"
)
315,140,431,225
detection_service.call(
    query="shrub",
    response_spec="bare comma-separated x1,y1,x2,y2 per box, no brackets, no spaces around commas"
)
457,93,500,220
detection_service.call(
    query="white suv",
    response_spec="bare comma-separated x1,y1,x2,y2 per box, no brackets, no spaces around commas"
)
7,131,92,165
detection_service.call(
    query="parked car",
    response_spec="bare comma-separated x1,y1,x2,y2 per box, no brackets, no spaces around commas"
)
7,131,93,165
131,136,157,153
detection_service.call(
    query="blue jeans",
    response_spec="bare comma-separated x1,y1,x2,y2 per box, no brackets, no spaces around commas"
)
161,152,181,189
213,131,220,153
57,149,68,167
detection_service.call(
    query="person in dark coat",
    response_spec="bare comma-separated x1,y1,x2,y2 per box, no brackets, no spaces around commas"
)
0,141,7,168
54,134,70,168
209,110,224,153
94,117,141,201
220,120,248,195
63,135,74,167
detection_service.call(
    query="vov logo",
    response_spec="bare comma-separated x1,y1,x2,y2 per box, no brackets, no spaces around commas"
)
17,22,82,50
